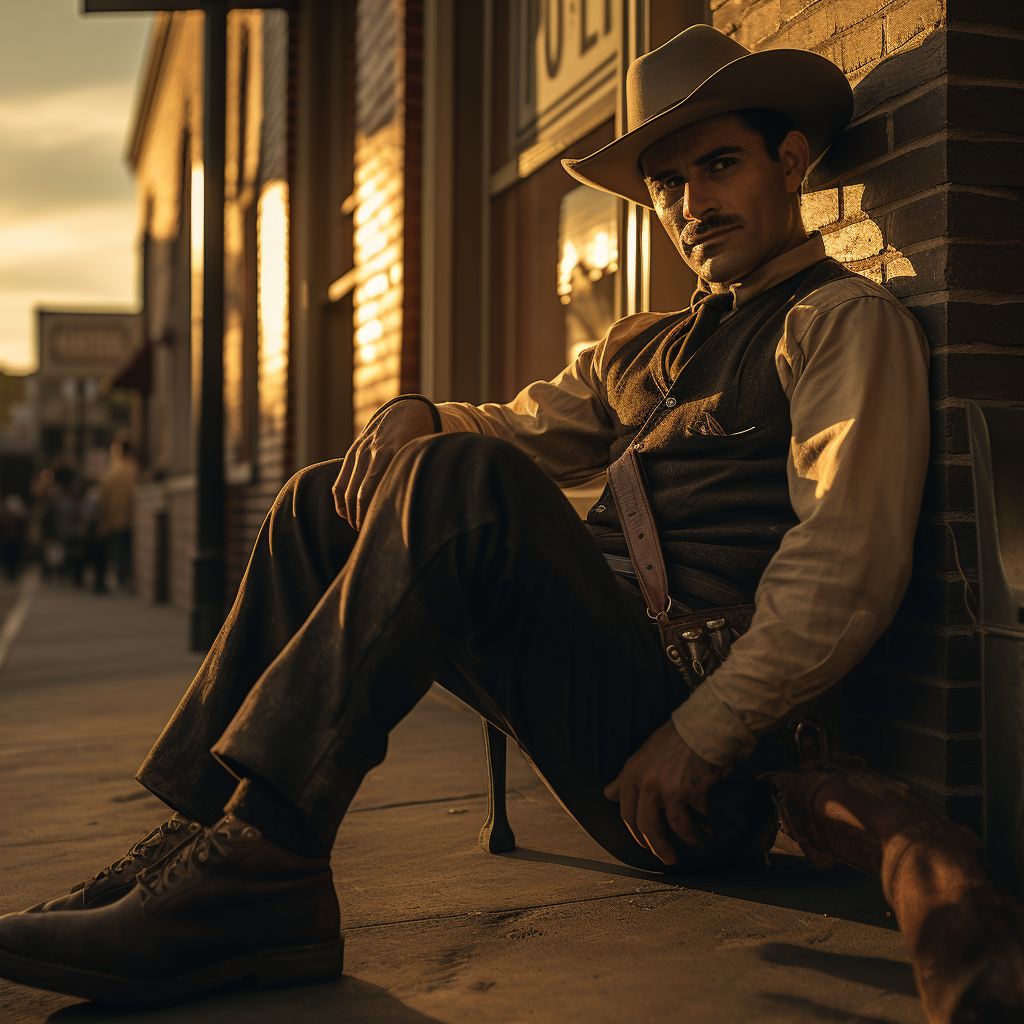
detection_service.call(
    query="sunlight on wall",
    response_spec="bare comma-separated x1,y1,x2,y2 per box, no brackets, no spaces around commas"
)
257,180,288,379
190,162,204,272
352,121,404,430
813,183,918,285
190,161,205,414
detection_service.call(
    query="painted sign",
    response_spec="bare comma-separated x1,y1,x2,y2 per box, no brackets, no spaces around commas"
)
517,0,620,173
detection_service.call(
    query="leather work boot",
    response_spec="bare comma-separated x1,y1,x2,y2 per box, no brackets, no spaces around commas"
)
0,814,343,1007
27,812,203,912
774,757,1024,1024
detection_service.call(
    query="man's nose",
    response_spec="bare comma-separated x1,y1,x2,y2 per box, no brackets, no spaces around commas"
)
682,182,715,222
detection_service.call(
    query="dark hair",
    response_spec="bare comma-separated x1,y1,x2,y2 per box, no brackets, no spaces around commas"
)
733,108,797,161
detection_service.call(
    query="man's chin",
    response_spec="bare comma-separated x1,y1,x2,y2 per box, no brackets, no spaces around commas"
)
684,238,745,284
695,253,745,287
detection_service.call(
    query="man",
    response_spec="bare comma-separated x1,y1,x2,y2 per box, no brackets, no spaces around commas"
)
1,25,1021,1020
95,432,139,593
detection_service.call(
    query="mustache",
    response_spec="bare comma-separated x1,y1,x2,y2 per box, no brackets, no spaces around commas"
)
681,215,743,248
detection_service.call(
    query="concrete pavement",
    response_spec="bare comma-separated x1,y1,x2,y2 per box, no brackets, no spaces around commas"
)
0,577,927,1023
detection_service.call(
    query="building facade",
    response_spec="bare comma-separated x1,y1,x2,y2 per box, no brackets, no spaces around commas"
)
704,0,1023,833
121,0,1023,831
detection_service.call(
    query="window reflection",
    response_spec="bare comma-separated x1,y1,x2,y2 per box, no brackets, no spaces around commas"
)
557,185,618,365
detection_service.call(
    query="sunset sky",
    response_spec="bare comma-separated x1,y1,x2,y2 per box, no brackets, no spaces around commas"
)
0,1,152,374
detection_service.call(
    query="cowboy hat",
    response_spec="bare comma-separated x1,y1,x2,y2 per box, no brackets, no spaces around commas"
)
562,24,853,208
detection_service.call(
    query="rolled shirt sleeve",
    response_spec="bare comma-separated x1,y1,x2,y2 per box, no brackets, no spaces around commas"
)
672,285,931,768
435,313,666,487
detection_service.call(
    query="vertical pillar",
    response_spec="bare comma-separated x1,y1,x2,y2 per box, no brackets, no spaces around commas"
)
192,1,227,650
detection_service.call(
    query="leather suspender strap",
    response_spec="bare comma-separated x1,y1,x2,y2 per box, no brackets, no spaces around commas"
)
607,446,672,624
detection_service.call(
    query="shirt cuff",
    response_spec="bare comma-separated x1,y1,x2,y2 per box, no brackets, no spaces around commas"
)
670,681,759,769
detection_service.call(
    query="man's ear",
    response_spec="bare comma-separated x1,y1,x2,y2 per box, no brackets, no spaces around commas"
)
779,130,810,194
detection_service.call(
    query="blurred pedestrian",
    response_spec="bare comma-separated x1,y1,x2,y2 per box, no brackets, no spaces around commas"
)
40,465,79,581
72,481,103,592
97,433,138,591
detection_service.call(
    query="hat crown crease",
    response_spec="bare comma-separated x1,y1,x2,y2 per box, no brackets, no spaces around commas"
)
627,26,750,131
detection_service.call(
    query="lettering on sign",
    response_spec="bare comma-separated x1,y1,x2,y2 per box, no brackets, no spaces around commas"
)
518,0,620,162
51,329,129,363
38,311,143,379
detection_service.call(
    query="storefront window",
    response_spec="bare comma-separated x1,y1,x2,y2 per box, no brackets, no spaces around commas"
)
558,184,618,364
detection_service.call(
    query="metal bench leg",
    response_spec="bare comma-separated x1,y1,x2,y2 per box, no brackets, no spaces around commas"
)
479,719,515,853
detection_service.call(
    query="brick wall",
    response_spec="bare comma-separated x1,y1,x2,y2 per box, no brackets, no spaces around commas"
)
225,9,292,600
132,482,164,603
712,0,1024,829
351,0,408,430
167,484,196,612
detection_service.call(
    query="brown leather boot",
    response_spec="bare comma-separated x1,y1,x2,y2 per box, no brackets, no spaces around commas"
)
27,812,203,912
774,757,1024,1024
0,814,343,1006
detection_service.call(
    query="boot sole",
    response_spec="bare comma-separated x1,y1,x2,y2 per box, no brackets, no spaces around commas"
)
0,936,344,1007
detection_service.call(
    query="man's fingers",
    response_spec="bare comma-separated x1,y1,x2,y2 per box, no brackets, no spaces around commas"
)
636,803,677,866
616,778,642,846
343,444,373,525
603,774,622,801
665,798,705,847
688,785,713,819
333,449,358,518
353,465,387,530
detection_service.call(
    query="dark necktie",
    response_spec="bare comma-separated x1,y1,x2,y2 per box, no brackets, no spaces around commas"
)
666,292,734,380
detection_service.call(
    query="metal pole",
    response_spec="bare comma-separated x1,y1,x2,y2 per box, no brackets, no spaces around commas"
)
191,1,227,650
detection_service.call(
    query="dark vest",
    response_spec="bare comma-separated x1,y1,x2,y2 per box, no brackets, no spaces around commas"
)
586,258,858,590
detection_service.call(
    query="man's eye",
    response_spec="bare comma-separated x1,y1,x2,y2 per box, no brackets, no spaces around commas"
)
709,158,735,173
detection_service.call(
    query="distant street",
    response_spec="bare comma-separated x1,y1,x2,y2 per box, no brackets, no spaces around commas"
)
0,578,926,1023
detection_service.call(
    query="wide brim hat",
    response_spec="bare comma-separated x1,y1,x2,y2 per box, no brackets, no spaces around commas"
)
562,24,853,209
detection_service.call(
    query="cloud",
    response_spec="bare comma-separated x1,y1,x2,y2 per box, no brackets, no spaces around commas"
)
0,199,139,373
0,142,134,212
0,4,151,374
0,80,136,150
0,2,151,99
0,199,137,274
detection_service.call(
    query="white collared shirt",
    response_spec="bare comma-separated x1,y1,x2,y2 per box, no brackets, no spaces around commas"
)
436,233,930,768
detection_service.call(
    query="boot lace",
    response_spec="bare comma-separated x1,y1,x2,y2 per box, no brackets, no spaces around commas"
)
137,821,261,898
138,828,214,897
79,817,198,893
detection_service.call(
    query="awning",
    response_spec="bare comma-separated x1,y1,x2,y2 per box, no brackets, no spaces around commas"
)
112,342,152,393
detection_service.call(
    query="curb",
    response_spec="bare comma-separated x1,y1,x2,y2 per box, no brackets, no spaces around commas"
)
0,564,41,674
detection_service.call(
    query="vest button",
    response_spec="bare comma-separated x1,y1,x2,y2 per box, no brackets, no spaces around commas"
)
593,504,606,513
664,397,677,408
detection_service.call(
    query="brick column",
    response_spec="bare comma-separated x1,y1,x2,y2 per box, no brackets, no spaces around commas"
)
712,0,1024,829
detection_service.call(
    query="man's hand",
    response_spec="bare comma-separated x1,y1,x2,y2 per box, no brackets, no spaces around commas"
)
604,720,727,865
333,400,437,528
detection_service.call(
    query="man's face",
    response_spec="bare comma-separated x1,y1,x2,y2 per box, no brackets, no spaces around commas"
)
641,114,808,285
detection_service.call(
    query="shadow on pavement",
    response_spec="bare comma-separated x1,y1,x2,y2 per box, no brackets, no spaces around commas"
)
757,991,907,1024
758,942,918,996
46,977,445,1023
500,846,897,930
501,846,667,883
669,854,898,930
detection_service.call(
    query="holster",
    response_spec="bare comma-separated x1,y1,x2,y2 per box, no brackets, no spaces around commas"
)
659,603,756,694
607,445,832,766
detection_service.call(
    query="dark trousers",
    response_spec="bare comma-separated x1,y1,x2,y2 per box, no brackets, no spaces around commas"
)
137,434,776,872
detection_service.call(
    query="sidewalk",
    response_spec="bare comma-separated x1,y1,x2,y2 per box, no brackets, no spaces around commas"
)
0,579,927,1023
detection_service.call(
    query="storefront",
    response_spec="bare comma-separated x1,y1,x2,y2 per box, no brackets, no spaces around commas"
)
420,0,703,411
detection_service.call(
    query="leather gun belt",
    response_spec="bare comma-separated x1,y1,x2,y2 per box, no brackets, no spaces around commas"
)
602,553,745,608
